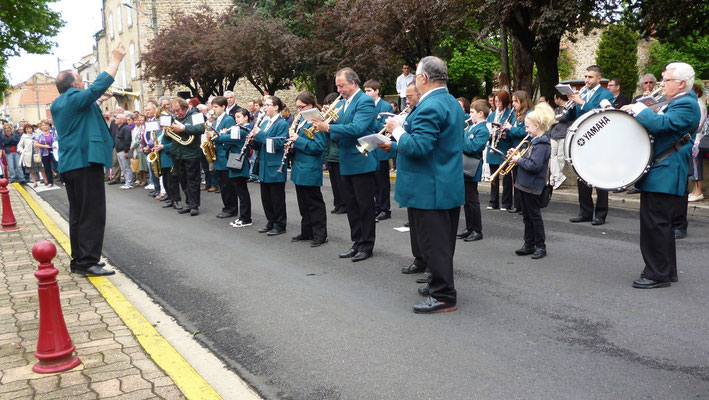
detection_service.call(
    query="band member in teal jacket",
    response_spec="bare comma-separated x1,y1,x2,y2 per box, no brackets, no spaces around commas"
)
252,96,289,236
487,91,514,210
227,109,253,228
289,92,329,247
503,91,534,214
313,68,377,262
566,65,615,226
622,62,701,289
459,100,491,243
209,96,238,219
365,79,396,221
386,56,464,314
49,45,126,277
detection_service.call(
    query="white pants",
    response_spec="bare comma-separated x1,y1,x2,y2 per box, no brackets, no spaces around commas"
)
550,138,566,184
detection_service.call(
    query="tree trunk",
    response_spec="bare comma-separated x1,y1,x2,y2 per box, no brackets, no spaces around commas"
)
500,24,510,79
511,36,533,93
533,40,561,101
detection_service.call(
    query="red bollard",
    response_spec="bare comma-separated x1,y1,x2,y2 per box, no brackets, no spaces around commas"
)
0,178,19,231
32,240,81,373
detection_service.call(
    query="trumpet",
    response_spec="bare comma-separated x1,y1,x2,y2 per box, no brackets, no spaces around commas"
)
108,86,141,98
278,113,303,174
489,110,513,154
488,134,531,182
555,84,589,120
201,123,218,163
356,105,411,156
303,94,343,139
156,104,195,146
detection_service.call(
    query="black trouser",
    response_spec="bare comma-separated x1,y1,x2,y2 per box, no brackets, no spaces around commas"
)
520,191,545,250
61,164,105,269
231,176,251,222
577,180,608,220
328,162,346,212
41,155,54,184
463,181,482,232
111,149,122,182
161,167,180,202
640,192,682,282
374,160,391,214
511,166,521,210
408,207,460,304
673,191,689,232
260,182,286,229
295,185,328,240
340,172,377,253
201,154,217,189
489,164,512,208
174,158,201,210
216,169,237,214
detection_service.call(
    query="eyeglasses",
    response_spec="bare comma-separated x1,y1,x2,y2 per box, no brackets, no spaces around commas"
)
296,105,308,110
643,81,655,85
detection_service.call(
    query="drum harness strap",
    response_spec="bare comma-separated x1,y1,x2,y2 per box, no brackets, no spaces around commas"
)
652,133,692,165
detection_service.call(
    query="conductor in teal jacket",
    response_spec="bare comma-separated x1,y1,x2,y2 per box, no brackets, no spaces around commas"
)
386,56,464,314
622,62,701,289
313,68,377,262
566,65,615,226
49,45,126,277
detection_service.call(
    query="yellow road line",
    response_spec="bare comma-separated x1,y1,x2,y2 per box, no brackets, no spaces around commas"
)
13,183,222,400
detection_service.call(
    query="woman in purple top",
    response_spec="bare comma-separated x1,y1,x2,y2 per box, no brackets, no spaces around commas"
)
34,120,54,187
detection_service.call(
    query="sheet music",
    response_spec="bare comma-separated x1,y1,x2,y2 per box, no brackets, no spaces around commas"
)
266,138,275,153
555,84,575,96
300,108,325,123
230,126,241,140
159,115,172,127
191,112,205,125
145,121,159,132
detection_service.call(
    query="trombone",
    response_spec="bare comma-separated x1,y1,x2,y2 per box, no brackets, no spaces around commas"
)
488,134,531,182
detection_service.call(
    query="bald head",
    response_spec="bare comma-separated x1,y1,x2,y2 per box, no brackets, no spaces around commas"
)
56,70,83,93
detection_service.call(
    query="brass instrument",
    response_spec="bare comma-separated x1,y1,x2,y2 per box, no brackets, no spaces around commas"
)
489,109,513,154
488,134,531,182
303,94,343,139
463,116,473,129
356,105,411,156
277,113,303,174
156,104,195,146
201,122,218,163
147,129,162,178
108,86,141,98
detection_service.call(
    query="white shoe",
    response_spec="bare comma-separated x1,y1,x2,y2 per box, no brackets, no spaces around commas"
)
553,175,566,190
688,193,704,202
234,221,252,228
500,207,508,211
119,185,133,190
229,218,241,227
144,184,155,190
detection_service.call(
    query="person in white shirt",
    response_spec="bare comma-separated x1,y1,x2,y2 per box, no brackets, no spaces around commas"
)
395,63,415,112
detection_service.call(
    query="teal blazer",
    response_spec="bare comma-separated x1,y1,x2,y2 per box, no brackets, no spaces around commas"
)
212,114,237,171
49,71,114,173
291,120,327,187
463,122,490,182
157,130,174,169
486,108,513,165
507,109,530,147
373,99,394,132
394,88,465,210
329,90,378,175
634,91,701,196
227,125,252,179
253,116,288,183
566,86,614,121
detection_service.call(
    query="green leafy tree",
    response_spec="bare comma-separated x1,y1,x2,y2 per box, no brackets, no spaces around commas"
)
596,25,638,98
0,0,64,101
646,37,709,80
442,36,500,98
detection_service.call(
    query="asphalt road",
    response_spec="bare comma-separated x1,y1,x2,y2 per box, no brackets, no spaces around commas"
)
38,179,709,399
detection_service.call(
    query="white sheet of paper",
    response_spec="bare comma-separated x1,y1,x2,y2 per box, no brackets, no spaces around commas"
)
145,121,159,132
191,112,205,125
393,227,410,232
266,138,275,153
230,126,241,140
159,115,172,127
357,133,391,152
555,84,575,96
300,108,325,122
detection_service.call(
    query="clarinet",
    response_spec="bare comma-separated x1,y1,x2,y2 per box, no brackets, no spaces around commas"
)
278,113,303,174
236,112,266,161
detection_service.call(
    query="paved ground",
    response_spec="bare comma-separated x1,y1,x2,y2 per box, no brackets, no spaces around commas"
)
0,186,185,399
36,178,709,400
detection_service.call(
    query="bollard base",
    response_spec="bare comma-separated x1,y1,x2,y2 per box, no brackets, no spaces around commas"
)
32,354,82,374
2,225,19,231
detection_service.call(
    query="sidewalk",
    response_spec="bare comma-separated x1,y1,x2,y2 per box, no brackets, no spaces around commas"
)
0,186,186,399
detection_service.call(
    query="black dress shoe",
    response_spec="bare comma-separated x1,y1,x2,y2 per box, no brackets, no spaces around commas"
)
351,251,372,262
670,276,679,283
404,222,409,227
292,234,313,242
463,231,483,242
401,263,426,274
339,248,357,258
330,208,339,214
375,211,391,221
417,284,430,296
216,212,236,219
632,277,671,289
162,201,174,208
74,265,116,277
507,207,521,213
591,218,605,226
177,208,191,214
531,248,546,259
310,238,328,247
190,208,199,216
266,228,286,236
172,201,183,210
456,229,472,239
569,215,592,223
107,181,119,185
515,246,535,256
674,229,687,239
334,208,347,215
416,272,432,283
257,225,273,233
413,296,457,314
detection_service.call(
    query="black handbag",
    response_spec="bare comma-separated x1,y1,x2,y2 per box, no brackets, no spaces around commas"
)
462,154,481,178
226,152,245,171
540,183,553,208
698,135,709,153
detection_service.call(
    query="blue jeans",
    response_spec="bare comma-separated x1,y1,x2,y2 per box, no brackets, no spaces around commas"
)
5,152,24,182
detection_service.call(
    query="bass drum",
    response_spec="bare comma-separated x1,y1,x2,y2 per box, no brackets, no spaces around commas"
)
564,108,653,191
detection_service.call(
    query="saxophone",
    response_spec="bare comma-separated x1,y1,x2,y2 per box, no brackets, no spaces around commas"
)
156,104,195,146
147,129,162,178
277,113,302,174
201,122,218,163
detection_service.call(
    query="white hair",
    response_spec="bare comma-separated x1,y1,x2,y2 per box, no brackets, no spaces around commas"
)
665,62,695,92
223,91,234,98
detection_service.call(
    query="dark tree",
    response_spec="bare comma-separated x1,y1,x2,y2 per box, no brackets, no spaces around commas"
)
624,0,709,42
596,25,638,98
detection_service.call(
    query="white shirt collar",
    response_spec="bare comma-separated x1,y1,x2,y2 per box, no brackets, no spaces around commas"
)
346,88,361,103
417,86,446,104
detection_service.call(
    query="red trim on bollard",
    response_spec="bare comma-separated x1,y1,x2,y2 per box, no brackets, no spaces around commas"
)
0,178,19,231
32,240,81,373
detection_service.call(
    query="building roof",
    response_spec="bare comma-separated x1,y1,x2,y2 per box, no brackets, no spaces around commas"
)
13,73,59,106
